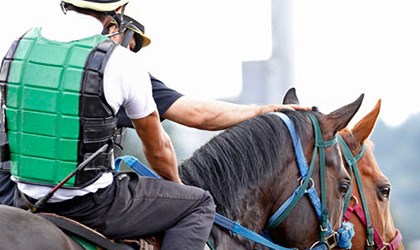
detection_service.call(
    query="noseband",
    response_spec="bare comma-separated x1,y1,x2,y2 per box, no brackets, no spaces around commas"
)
338,135,403,250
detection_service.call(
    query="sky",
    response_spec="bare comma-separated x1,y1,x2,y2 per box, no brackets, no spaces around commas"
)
1,0,420,127
293,1,420,127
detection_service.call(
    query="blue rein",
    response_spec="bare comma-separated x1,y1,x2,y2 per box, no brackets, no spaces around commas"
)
114,156,296,250
114,112,354,249
115,156,298,250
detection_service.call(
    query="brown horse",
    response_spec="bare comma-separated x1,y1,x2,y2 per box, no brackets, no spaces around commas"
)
283,89,404,249
338,100,404,250
0,205,83,250
179,93,364,249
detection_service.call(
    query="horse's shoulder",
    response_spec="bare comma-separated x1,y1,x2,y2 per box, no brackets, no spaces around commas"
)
0,205,83,249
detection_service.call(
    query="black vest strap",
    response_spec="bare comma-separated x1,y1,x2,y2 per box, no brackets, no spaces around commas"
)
0,38,21,170
76,40,118,187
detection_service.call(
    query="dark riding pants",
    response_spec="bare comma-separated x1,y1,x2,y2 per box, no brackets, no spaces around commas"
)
16,172,216,250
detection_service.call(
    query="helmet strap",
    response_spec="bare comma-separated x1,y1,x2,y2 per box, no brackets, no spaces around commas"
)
114,3,129,34
101,2,128,33
121,29,134,49
60,1,68,14
104,10,121,26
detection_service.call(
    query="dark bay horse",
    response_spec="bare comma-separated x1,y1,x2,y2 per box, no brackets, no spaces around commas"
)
179,93,364,249
283,89,404,249
338,100,404,250
0,90,363,249
0,205,83,250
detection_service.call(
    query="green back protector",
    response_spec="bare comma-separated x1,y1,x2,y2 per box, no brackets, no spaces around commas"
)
0,28,117,187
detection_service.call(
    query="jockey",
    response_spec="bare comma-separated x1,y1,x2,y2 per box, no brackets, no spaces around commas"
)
0,0,215,249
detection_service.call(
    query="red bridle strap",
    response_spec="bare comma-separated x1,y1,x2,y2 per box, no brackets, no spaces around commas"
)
344,202,403,250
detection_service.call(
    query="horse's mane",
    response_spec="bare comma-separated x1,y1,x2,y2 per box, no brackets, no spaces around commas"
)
179,111,312,217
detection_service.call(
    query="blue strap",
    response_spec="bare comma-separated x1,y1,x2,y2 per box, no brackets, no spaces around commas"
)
115,156,333,250
115,156,161,179
266,113,316,229
266,186,322,228
215,214,329,250
214,214,294,250
269,113,326,224
267,185,302,227
272,112,309,178
269,113,342,244
306,187,322,218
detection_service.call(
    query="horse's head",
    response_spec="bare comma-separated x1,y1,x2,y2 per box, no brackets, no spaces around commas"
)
339,100,404,250
179,87,363,249
266,87,363,248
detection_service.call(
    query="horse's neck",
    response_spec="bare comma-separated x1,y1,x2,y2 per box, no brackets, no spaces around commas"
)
209,226,253,250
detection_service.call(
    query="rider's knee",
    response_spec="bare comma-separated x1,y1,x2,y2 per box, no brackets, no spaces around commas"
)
201,191,216,215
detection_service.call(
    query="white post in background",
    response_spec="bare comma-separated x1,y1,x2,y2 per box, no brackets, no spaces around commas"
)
238,0,293,104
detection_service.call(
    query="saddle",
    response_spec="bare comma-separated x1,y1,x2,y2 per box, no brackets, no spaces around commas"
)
38,213,147,250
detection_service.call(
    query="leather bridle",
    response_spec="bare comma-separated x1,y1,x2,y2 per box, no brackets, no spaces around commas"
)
338,135,403,250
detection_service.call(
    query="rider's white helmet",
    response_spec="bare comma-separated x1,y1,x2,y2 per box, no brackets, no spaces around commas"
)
61,0,129,12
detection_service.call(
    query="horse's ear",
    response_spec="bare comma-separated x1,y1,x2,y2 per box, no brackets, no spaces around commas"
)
282,87,300,105
325,94,364,134
351,99,381,144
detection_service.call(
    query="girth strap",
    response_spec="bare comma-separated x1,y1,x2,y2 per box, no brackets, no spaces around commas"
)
39,213,129,250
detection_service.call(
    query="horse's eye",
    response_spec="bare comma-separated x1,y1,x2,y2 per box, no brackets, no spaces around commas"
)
379,185,391,198
339,183,349,196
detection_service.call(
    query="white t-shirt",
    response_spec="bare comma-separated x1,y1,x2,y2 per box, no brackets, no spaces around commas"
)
16,11,156,202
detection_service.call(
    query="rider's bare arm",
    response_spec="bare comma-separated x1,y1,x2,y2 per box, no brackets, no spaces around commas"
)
131,111,181,183
163,96,311,131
